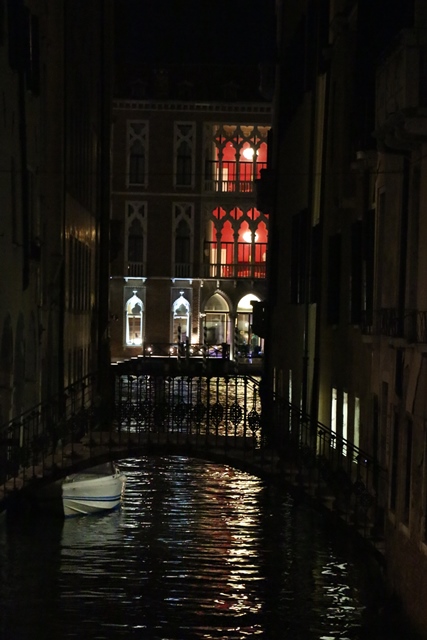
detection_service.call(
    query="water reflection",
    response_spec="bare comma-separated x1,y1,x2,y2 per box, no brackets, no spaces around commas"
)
0,456,410,639
116,375,261,439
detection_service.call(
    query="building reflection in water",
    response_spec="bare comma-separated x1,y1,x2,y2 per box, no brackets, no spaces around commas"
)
0,456,401,639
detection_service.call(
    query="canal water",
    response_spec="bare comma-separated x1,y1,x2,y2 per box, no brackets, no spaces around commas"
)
0,456,418,639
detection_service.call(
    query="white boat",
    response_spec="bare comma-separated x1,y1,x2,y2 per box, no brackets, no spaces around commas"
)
62,465,126,517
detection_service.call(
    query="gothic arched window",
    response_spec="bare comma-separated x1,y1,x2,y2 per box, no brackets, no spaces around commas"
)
172,291,190,343
125,291,144,346
174,122,195,187
173,203,193,278
203,123,269,193
128,217,144,263
203,293,229,345
127,121,148,187
126,202,146,277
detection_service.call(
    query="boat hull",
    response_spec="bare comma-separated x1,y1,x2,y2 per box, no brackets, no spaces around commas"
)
62,471,126,517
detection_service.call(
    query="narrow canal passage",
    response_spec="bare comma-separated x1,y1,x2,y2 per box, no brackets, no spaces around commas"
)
0,457,418,639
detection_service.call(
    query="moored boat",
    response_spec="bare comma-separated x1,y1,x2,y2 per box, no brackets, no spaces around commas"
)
62,465,126,517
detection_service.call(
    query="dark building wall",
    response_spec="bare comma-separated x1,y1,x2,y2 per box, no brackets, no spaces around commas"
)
0,0,114,426
266,0,427,633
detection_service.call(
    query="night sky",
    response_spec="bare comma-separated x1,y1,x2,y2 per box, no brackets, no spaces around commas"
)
115,0,276,65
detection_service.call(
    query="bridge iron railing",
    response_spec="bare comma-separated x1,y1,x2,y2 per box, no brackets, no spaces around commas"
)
0,369,386,551
0,374,100,497
270,395,386,546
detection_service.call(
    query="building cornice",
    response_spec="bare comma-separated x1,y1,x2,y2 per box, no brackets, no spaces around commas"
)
112,190,259,203
113,99,272,115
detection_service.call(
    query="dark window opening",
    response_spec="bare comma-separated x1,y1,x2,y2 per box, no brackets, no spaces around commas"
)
363,207,375,325
395,348,404,398
7,0,26,70
281,17,306,121
327,233,341,324
175,219,191,277
0,1,4,46
128,218,144,263
403,419,412,524
390,413,399,511
350,221,363,324
290,209,308,304
26,14,40,94
176,141,192,186
310,223,321,303
129,141,145,185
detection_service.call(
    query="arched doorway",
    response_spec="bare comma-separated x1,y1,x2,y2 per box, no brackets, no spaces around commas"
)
204,293,229,346
237,294,263,356
172,291,190,343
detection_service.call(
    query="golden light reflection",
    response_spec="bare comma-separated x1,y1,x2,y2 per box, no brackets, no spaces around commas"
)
3,455,382,638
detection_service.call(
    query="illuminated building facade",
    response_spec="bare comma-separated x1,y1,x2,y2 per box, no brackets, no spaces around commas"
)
110,65,271,362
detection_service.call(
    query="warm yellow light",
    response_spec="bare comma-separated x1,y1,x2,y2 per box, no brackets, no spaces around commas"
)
242,231,258,243
242,147,258,160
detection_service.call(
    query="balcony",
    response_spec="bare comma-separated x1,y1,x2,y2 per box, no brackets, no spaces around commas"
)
378,308,403,338
203,240,267,279
405,310,427,343
174,263,191,278
203,263,266,279
367,309,427,344
204,160,267,194
127,262,146,277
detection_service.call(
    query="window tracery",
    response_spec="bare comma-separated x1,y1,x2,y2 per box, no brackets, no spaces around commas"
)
174,122,195,187
206,206,268,278
125,202,146,277
204,123,269,193
173,203,194,277
172,291,190,343
127,121,148,187
125,290,144,346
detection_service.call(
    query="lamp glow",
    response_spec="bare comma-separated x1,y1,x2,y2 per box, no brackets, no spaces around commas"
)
242,147,258,160
242,231,258,243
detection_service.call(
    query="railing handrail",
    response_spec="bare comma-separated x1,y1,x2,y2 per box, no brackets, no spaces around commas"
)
1,369,386,548
274,397,385,474
118,341,264,359
0,372,97,435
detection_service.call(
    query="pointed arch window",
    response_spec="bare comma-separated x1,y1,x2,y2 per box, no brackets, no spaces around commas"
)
177,140,192,186
126,202,146,277
236,293,263,355
125,291,143,346
127,121,148,187
175,219,190,272
203,123,269,193
128,217,144,262
174,122,195,187
172,291,190,343
205,206,268,279
204,293,229,345
173,203,194,277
